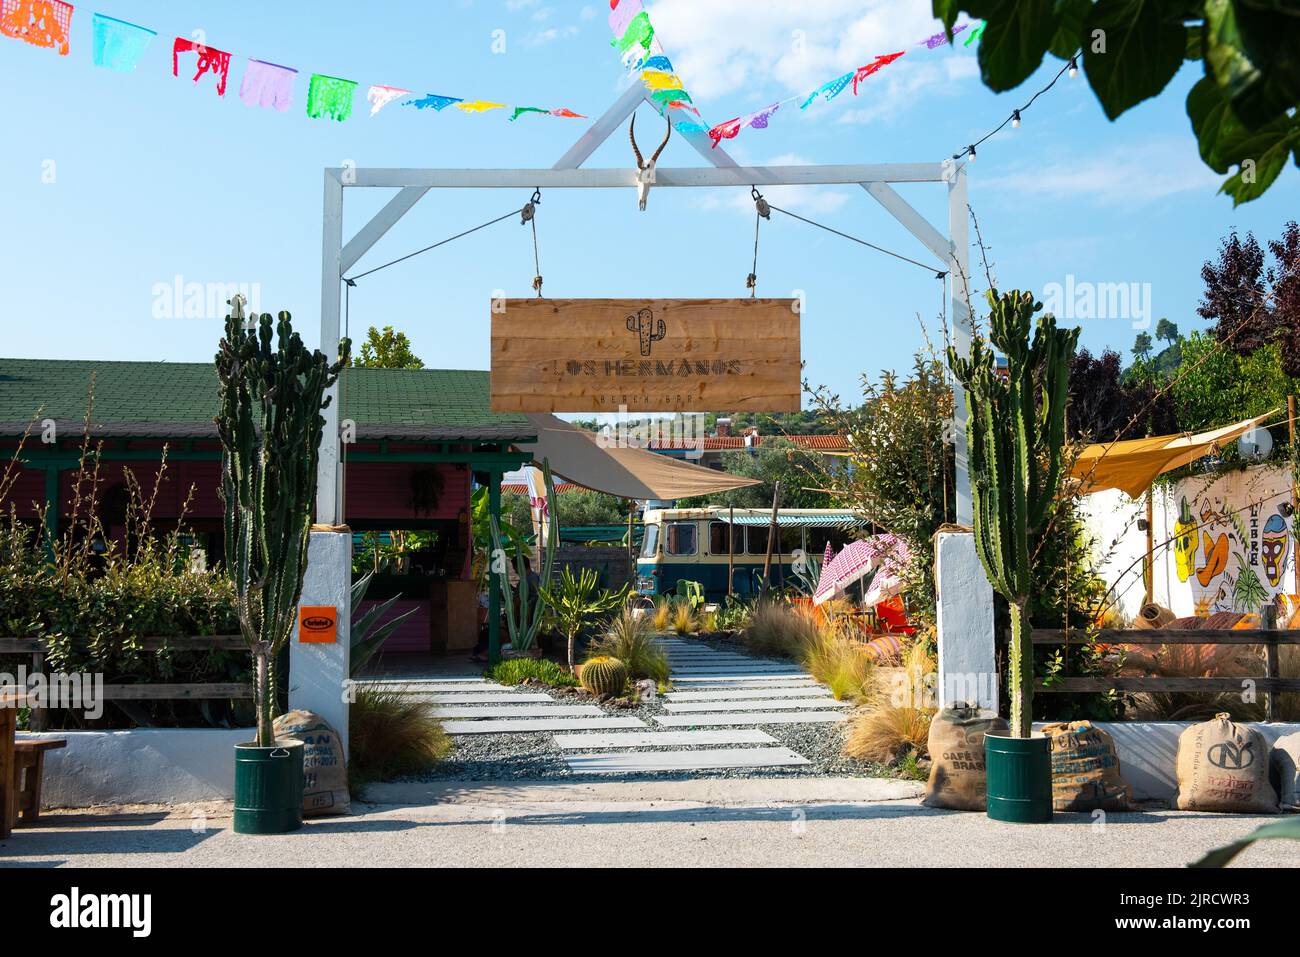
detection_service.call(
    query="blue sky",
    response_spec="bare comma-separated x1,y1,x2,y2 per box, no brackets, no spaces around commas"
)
3,0,1298,406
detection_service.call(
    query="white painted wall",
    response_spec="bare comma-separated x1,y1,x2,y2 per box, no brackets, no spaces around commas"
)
1038,721,1300,803
20,729,253,807
291,530,352,752
935,532,997,710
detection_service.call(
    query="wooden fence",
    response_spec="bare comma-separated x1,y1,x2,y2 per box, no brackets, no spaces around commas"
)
0,635,250,730
1032,627,1300,721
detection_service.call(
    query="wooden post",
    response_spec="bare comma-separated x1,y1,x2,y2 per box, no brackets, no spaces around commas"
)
1261,604,1279,722
1291,394,1298,595
1144,490,1154,606
727,505,735,598
761,481,781,595
627,501,635,588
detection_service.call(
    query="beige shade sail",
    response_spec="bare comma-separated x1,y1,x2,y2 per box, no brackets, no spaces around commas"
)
515,414,761,501
1071,410,1279,499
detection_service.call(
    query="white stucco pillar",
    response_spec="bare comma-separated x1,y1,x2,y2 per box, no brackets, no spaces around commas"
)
935,531,998,711
290,529,352,752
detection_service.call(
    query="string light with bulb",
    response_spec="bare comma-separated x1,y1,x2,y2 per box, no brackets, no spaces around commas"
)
951,51,1080,163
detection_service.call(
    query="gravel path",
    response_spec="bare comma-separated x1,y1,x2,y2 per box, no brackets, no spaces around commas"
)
398,634,904,783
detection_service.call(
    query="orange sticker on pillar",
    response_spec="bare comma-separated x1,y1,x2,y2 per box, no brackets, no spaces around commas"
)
298,606,338,644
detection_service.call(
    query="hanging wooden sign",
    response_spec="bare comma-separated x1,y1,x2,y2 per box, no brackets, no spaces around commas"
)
490,298,801,413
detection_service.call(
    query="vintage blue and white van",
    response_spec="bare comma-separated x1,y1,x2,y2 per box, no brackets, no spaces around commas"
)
635,507,870,601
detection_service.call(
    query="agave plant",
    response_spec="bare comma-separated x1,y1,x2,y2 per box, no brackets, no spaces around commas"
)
349,570,420,677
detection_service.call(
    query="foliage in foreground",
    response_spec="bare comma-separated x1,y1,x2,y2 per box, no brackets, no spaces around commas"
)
485,657,578,688
934,2,1300,204
349,687,451,786
1191,818,1300,868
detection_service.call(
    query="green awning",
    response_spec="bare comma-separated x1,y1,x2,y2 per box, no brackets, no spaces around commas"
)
722,513,868,528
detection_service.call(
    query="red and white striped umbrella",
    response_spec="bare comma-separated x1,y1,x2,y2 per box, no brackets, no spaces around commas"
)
813,534,911,607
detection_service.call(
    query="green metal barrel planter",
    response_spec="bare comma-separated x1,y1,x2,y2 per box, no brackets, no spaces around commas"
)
984,731,1053,823
234,740,305,834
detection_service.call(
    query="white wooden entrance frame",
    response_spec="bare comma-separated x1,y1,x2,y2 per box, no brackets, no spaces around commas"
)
317,82,973,525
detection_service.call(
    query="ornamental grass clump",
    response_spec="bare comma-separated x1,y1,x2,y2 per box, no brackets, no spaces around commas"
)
588,608,668,682
349,686,451,787
671,599,699,635
801,623,876,702
652,596,673,631
742,600,819,659
843,640,936,762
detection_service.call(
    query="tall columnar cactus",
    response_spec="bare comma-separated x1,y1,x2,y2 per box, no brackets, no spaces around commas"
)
947,289,1079,738
215,296,349,747
490,458,559,653
626,308,665,356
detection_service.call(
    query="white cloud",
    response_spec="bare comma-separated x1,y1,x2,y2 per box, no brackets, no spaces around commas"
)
647,0,964,103
981,138,1222,206
580,5,598,20
505,0,541,10
524,24,579,46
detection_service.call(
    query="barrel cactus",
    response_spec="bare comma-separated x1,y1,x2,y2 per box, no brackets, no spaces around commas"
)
947,289,1079,738
579,656,628,697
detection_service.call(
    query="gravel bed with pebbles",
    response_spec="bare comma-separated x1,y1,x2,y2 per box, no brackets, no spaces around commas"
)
402,635,917,783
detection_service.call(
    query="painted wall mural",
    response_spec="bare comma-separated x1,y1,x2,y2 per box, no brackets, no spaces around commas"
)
1166,466,1295,615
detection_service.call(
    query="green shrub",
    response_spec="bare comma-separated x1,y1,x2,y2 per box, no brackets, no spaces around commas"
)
588,608,668,682
349,687,451,787
485,657,579,687
0,475,247,728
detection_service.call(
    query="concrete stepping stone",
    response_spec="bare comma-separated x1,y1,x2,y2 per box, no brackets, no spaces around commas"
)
672,669,808,678
358,682,508,693
424,692,554,704
442,716,647,734
551,729,776,749
671,675,817,685
563,746,810,774
654,712,847,727
430,704,603,719
663,698,851,713
665,687,834,701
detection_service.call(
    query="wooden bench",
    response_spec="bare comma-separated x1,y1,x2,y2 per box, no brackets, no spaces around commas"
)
13,738,66,825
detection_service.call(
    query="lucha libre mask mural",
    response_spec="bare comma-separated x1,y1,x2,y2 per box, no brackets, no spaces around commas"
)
1261,511,1290,588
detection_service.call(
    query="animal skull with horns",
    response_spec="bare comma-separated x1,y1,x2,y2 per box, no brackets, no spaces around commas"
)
630,114,671,211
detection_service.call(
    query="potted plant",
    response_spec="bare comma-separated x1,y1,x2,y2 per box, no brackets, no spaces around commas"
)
216,296,348,834
948,289,1079,823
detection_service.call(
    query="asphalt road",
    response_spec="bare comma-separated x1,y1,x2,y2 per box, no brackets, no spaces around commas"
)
1,778,1295,868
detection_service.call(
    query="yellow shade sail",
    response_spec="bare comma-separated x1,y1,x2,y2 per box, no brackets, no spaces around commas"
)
1070,410,1280,499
